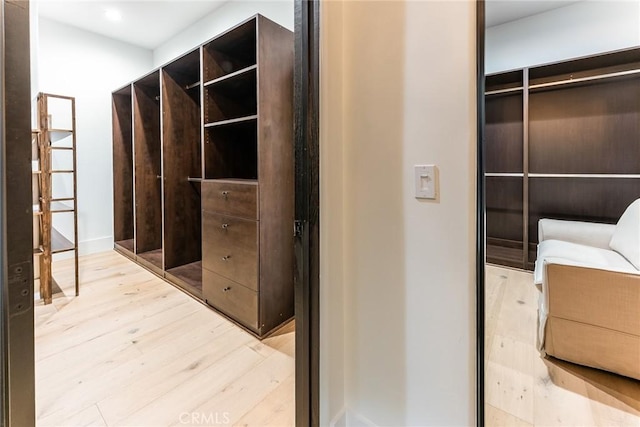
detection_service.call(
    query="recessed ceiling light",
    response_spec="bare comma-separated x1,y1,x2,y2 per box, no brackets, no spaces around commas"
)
104,8,122,22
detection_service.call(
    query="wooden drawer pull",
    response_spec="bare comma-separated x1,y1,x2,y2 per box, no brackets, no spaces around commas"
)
221,191,229,198
222,255,231,261
221,223,229,229
223,286,231,292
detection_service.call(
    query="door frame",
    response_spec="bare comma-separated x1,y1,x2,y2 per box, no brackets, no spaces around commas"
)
476,1,486,426
294,0,320,425
1,0,36,425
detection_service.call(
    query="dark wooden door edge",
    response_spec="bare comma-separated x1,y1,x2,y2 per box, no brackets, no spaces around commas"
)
476,1,486,427
0,2,6,422
294,0,320,426
2,0,36,425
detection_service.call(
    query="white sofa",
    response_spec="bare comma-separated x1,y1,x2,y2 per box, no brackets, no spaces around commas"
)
534,198,640,380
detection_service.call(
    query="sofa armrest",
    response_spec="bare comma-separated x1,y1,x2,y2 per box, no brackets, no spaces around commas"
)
538,218,616,249
541,262,640,380
544,263,640,336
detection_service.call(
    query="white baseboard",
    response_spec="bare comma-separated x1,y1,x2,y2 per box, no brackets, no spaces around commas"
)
331,408,347,427
348,410,378,427
79,236,113,255
331,408,378,427
52,236,113,260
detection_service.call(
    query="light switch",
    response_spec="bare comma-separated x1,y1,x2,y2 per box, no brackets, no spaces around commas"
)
414,164,436,199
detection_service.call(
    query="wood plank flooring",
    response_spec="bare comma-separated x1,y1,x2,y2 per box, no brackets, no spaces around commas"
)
486,265,640,427
35,250,294,427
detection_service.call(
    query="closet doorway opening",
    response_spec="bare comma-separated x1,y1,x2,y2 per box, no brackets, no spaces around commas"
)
2,0,320,425
480,1,640,426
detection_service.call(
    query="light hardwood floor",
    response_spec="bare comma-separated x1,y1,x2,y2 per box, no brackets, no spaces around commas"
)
486,265,640,427
35,251,294,427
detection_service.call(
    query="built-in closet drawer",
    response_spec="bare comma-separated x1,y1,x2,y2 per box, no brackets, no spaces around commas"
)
201,180,258,220
203,269,258,331
202,211,258,290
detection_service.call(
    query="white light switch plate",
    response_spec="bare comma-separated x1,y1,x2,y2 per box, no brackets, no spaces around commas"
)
414,165,436,199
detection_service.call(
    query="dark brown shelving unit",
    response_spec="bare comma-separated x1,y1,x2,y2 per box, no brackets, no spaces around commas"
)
112,14,294,338
485,47,640,270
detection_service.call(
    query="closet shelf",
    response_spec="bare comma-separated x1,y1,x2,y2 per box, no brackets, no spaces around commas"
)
485,86,524,96
201,178,258,185
529,68,640,91
203,64,257,87
204,115,257,128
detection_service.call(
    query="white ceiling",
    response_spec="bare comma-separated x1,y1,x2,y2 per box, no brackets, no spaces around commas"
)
36,0,228,50
36,0,585,50
486,0,582,27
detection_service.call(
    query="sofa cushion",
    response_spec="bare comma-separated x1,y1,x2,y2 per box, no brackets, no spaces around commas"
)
609,198,640,270
534,239,636,284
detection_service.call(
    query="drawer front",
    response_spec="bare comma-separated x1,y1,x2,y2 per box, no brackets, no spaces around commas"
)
202,212,258,290
202,180,258,219
203,269,258,331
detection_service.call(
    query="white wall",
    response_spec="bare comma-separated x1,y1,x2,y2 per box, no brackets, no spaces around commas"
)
320,1,477,426
38,18,153,255
486,0,640,73
153,0,293,67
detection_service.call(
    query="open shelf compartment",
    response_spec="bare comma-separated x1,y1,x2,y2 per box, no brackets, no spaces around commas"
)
133,71,163,260
204,67,257,124
202,18,256,82
204,118,258,180
162,50,203,276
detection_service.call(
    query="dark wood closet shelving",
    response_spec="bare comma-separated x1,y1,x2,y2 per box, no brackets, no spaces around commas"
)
112,14,294,338
485,47,640,270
